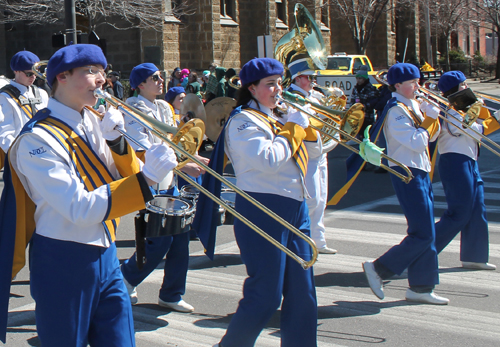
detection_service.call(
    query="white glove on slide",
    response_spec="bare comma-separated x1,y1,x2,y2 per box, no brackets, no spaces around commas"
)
100,107,125,141
286,104,311,129
142,143,178,184
419,100,440,119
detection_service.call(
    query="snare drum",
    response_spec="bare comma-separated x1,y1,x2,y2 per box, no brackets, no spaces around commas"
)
145,195,195,238
180,184,200,202
221,191,236,225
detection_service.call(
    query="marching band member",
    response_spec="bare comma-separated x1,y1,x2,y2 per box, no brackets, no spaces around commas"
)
362,63,449,305
0,51,49,168
0,44,178,346
434,71,498,270
214,57,319,347
286,57,338,254
164,86,186,125
120,63,203,313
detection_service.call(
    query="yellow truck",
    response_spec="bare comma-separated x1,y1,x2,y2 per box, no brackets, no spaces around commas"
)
315,53,379,101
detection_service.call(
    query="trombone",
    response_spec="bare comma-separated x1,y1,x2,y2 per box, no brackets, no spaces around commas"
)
279,91,414,183
33,61,318,269
374,70,500,158
93,89,318,269
227,75,413,183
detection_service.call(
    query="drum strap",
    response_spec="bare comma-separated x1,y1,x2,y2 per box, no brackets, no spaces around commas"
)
0,85,41,119
36,116,119,242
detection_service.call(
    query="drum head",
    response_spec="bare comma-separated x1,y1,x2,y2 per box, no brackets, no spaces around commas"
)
146,195,194,216
180,184,200,199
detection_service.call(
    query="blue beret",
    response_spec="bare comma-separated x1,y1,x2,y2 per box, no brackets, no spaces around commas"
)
438,71,466,93
239,58,284,86
46,44,107,88
165,87,186,103
130,63,159,89
387,63,420,85
10,51,40,71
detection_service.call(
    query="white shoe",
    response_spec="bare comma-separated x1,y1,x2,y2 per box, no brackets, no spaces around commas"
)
158,298,194,313
362,261,384,299
123,277,138,305
317,246,337,254
462,262,497,270
405,289,449,305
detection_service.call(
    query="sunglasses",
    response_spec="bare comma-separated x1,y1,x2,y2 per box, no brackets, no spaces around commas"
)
151,74,162,82
22,71,35,77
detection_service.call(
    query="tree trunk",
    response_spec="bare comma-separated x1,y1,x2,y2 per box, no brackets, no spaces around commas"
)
445,33,451,72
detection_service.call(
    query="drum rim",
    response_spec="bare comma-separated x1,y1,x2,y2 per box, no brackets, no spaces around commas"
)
146,194,196,216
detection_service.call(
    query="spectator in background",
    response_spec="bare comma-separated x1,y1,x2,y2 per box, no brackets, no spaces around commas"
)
108,71,124,100
205,67,227,103
350,65,379,138
201,70,210,95
225,68,238,99
180,69,190,89
167,67,182,90
186,71,202,99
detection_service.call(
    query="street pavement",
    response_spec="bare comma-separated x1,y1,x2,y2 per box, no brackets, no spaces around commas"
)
2,81,500,346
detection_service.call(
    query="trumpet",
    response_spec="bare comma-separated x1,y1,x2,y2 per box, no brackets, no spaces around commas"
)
374,70,500,158
33,61,319,269
279,91,414,183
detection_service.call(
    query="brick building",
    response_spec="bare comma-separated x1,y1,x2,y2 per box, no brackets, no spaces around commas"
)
0,0,457,78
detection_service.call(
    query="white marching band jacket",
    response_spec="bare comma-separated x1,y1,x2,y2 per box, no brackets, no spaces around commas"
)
124,95,175,190
10,99,134,248
224,100,322,202
438,108,483,161
0,80,49,152
384,93,440,173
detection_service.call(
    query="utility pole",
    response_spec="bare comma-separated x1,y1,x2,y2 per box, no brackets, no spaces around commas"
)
424,0,434,66
64,0,77,45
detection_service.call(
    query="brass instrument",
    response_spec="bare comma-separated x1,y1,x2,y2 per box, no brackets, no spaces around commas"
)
94,88,318,269
279,91,413,183
273,3,327,89
32,61,204,169
374,70,500,158
33,61,318,269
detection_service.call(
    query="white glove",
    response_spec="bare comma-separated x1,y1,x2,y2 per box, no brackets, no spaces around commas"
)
100,107,125,141
493,109,500,122
287,104,311,129
419,101,440,119
142,143,178,184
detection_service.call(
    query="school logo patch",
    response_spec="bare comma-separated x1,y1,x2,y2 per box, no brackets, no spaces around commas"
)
29,146,47,157
237,122,252,132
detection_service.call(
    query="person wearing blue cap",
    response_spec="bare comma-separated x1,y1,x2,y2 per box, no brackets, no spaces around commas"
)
120,63,207,314
0,44,179,346
165,86,186,119
0,50,49,169
286,56,339,255
362,63,449,305
213,57,319,347
434,71,499,271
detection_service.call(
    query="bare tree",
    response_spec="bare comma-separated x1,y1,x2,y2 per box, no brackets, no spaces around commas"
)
323,0,402,54
470,0,500,78
0,0,193,32
420,0,472,71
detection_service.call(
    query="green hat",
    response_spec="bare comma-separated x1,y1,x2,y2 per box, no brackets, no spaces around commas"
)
356,65,369,79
